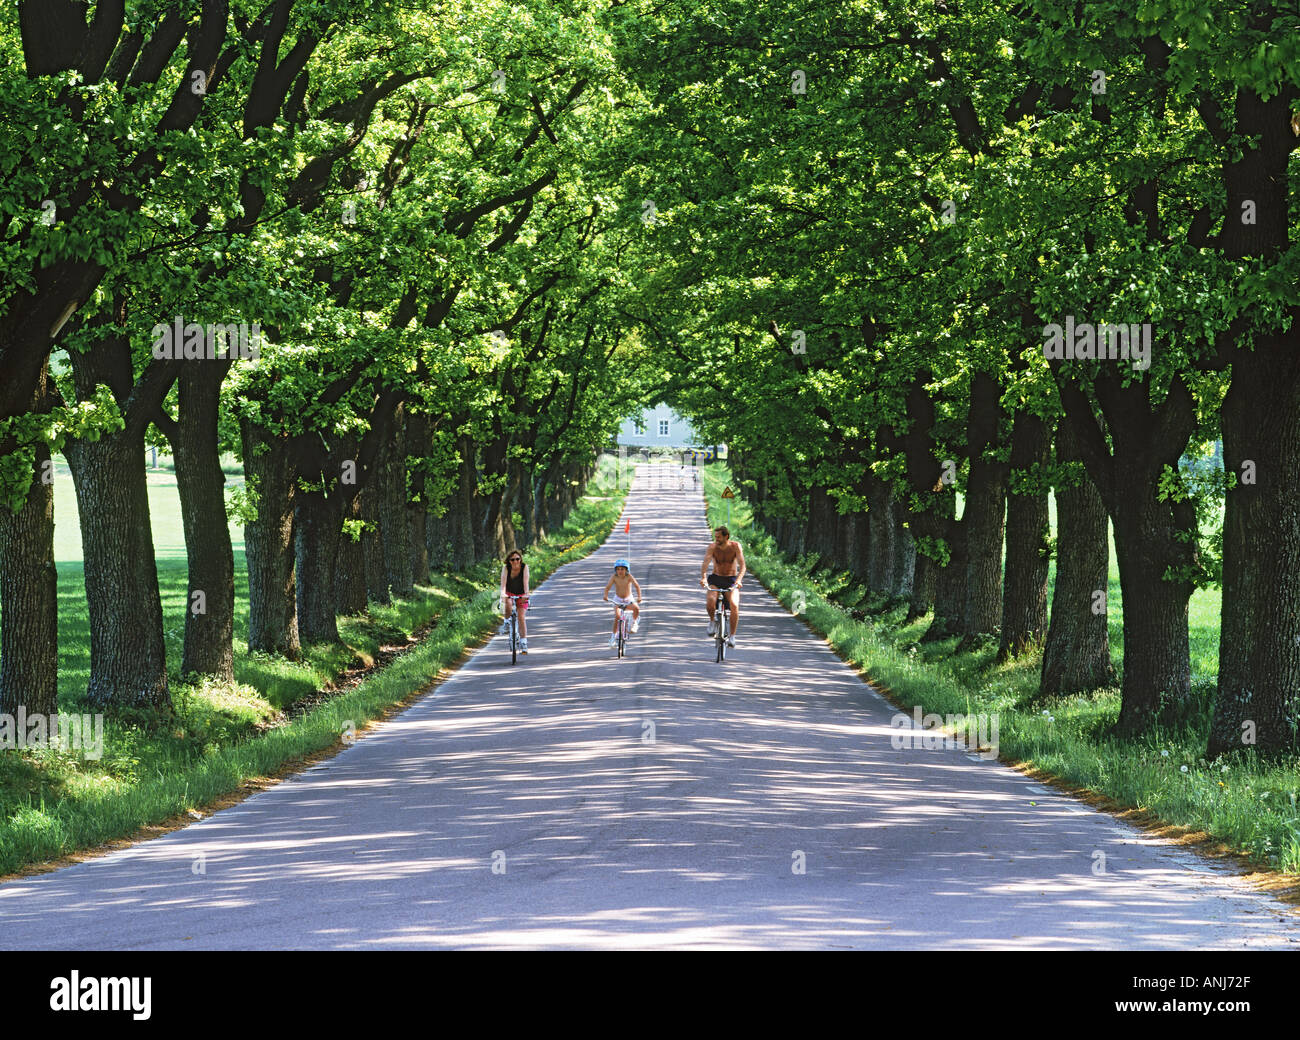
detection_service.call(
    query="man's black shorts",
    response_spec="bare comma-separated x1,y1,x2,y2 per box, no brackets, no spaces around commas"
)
707,574,737,590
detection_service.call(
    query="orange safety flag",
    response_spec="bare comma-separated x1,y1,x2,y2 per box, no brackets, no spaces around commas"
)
625,519,630,533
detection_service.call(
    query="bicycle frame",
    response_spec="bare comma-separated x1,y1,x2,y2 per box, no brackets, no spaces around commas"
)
706,584,734,662
610,599,638,657
503,593,528,664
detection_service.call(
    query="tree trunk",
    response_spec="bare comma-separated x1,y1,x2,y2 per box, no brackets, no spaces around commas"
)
961,371,1007,645
836,509,857,574
1210,341,1300,756
453,435,478,569
889,503,916,601
1207,87,1300,758
999,412,1051,660
335,486,368,615
1110,509,1193,733
0,429,58,719
381,406,413,598
362,481,390,605
519,462,538,548
426,507,449,570
241,419,300,658
865,474,894,594
65,428,171,708
1040,422,1113,694
921,494,964,642
171,363,234,680
808,486,833,563
404,413,430,585
295,485,341,646
908,547,936,622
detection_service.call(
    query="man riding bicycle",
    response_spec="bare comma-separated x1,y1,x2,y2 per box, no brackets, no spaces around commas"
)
700,524,745,647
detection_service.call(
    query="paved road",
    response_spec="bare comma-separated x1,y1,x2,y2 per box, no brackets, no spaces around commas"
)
1,464,1297,949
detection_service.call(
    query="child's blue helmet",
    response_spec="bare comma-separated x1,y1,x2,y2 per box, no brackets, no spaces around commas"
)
614,558,630,569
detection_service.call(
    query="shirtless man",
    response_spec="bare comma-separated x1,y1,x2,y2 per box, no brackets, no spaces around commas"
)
699,525,745,646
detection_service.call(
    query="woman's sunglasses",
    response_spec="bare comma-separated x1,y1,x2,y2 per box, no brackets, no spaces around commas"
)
508,556,522,562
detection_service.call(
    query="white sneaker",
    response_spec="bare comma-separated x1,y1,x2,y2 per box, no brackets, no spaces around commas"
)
631,618,639,633
707,618,717,636
519,638,528,654
608,633,619,647
500,620,510,634
727,634,736,648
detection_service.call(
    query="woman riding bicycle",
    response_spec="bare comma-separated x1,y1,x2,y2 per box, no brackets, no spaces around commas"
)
499,550,531,653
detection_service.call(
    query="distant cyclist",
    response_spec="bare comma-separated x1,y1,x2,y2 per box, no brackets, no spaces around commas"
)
700,525,745,646
603,558,642,647
499,550,530,653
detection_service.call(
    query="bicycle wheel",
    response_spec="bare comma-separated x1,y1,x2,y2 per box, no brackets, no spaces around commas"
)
510,616,518,665
617,616,625,658
717,593,728,662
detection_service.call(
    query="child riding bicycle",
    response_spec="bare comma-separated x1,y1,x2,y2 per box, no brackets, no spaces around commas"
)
603,558,642,647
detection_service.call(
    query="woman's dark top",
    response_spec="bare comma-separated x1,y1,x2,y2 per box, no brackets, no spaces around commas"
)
506,565,526,595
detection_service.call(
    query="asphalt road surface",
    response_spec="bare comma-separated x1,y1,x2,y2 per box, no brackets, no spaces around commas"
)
1,463,1297,950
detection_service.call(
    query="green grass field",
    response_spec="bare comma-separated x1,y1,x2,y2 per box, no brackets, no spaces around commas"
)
703,464,1300,877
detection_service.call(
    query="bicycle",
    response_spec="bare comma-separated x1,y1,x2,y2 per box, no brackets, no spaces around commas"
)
502,593,529,664
706,583,736,662
608,598,642,658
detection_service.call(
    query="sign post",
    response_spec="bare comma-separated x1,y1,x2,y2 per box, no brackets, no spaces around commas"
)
722,485,734,528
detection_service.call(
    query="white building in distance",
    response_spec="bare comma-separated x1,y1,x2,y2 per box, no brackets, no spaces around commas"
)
616,403,700,450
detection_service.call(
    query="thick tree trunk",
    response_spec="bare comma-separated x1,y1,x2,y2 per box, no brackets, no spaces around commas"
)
452,436,478,569
241,419,300,658
1207,88,1300,757
837,509,858,574
1055,359,1198,735
783,509,806,556
520,462,539,548
480,429,511,560
0,432,58,719
405,413,430,586
65,428,171,708
335,487,368,615
961,371,1007,645
1040,422,1113,694
889,504,916,601
523,469,542,547
999,412,1051,660
380,407,413,598
171,363,234,680
1210,341,1300,756
409,496,430,587
808,486,835,563
426,507,449,570
1110,509,1193,733
908,548,936,622
926,536,967,642
295,486,341,645
362,481,390,605
921,495,964,642
865,475,894,593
